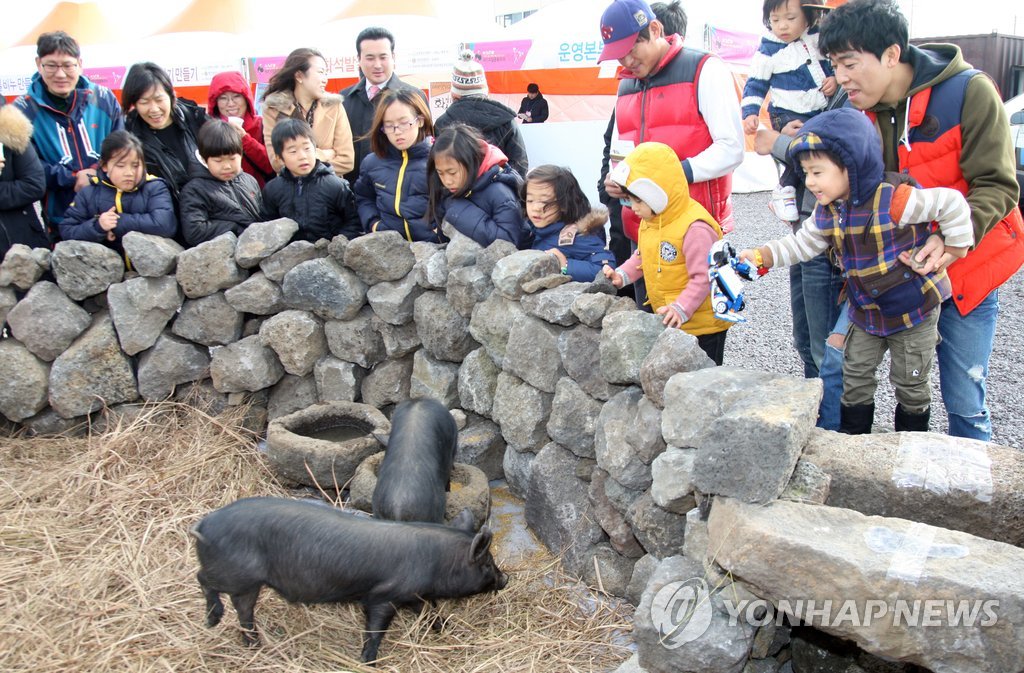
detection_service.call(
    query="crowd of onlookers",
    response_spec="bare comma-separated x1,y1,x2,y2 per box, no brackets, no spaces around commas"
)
0,27,553,260
1,0,1021,444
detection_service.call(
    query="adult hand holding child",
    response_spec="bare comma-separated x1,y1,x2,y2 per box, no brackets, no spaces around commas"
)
898,234,968,276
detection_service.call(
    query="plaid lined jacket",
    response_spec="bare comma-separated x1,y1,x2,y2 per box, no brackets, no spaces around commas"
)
766,182,973,336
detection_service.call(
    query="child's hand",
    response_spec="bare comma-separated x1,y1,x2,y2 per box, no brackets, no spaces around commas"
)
98,206,119,232
737,249,759,267
546,248,567,268
602,264,623,288
655,305,683,329
742,115,759,135
821,76,838,97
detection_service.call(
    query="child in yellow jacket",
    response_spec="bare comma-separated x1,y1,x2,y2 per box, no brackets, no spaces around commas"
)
603,141,730,365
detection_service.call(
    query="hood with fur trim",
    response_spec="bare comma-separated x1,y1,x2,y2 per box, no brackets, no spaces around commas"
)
0,103,34,153
571,207,610,235
262,90,343,117
786,107,883,207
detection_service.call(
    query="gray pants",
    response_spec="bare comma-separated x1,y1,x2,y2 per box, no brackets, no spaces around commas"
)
841,309,939,413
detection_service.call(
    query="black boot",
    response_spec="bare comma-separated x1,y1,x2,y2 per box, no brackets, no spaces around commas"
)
840,403,875,435
895,404,930,432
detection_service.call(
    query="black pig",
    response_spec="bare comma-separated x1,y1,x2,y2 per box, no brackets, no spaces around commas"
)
372,397,458,524
190,497,507,663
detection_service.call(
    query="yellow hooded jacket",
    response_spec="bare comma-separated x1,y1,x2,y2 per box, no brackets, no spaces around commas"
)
615,142,728,336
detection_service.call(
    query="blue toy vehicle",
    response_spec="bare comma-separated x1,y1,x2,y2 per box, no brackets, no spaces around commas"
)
707,239,759,323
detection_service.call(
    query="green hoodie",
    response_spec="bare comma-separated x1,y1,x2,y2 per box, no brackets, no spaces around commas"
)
868,43,1019,245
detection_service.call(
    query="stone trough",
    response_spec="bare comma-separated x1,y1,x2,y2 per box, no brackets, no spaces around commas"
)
265,401,390,488
348,451,492,530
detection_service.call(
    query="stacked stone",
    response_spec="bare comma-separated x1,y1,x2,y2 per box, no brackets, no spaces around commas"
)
2,222,1023,673
614,367,1024,673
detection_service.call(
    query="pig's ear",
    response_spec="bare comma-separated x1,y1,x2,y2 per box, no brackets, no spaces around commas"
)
469,527,493,563
450,508,475,532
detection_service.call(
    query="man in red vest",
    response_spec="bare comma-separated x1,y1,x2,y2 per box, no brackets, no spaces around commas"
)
597,0,744,305
818,0,1024,440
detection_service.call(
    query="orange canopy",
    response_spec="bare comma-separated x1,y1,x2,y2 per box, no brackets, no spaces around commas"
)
15,2,126,47
332,0,440,20
158,0,271,34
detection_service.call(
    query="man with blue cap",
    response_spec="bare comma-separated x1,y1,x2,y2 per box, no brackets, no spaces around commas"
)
598,0,744,248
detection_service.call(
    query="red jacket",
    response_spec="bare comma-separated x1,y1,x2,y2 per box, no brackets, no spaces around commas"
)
868,68,1024,315
615,36,733,241
207,71,275,188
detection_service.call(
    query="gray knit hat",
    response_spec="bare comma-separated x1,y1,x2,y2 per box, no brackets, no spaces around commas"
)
451,49,488,98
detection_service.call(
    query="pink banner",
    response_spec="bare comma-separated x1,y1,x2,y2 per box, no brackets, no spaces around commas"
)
707,26,761,68
252,56,287,84
83,66,126,90
464,40,532,72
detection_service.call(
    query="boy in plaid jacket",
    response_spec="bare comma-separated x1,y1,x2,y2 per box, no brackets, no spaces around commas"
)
740,108,973,434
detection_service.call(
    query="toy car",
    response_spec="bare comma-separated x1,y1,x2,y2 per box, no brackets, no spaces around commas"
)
707,239,760,323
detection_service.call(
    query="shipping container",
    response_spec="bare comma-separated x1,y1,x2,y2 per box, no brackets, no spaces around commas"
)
911,32,1024,100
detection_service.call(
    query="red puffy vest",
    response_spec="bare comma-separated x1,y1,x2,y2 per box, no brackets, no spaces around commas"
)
868,70,1024,315
615,39,734,241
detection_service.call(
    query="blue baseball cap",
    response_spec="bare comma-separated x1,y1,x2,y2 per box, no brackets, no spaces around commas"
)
598,0,656,63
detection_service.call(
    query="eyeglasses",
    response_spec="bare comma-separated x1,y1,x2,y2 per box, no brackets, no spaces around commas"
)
380,117,422,135
40,61,80,75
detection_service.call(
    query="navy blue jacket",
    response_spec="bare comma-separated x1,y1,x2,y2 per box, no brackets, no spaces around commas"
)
434,97,529,180
340,74,428,184
354,140,438,242
262,160,361,242
529,209,613,282
59,172,176,248
435,146,525,247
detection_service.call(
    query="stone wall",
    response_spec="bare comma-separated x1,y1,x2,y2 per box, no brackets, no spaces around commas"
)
4,221,1023,673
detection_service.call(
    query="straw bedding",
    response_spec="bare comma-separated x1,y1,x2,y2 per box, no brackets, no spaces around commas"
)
0,398,633,672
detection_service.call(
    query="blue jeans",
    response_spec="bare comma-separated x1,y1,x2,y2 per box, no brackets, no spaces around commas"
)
817,305,849,431
937,291,998,441
790,254,844,378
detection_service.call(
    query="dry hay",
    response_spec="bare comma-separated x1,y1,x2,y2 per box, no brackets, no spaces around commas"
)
0,399,634,673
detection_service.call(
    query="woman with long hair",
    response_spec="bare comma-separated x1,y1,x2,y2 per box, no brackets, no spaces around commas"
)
261,48,354,178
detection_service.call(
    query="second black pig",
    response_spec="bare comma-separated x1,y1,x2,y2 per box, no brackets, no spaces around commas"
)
372,397,458,523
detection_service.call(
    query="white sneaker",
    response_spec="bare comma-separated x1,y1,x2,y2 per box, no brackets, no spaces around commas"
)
769,185,799,222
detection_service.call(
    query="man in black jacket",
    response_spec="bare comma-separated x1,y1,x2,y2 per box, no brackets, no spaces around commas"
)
340,27,428,185
517,84,549,124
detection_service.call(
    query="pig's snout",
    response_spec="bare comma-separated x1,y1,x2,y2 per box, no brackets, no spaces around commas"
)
495,571,509,590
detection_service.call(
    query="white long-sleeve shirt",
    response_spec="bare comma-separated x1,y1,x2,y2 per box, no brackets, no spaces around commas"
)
686,55,745,184
764,186,974,268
